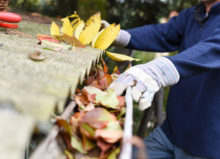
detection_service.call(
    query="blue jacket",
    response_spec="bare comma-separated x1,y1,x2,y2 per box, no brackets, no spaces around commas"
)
127,2,220,159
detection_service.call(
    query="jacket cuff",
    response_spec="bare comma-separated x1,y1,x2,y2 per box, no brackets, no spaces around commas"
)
115,30,131,47
147,57,180,87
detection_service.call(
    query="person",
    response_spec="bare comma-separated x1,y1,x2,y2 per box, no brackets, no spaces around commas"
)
103,0,220,158
169,10,179,19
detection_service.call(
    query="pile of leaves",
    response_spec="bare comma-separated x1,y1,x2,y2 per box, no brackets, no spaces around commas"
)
34,11,141,158
36,12,140,62
56,60,127,159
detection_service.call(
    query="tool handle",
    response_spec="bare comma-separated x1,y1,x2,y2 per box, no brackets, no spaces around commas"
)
0,12,21,23
0,22,18,28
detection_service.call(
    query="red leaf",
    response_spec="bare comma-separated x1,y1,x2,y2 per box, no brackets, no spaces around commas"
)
37,34,59,44
97,139,113,158
117,96,125,108
79,108,116,129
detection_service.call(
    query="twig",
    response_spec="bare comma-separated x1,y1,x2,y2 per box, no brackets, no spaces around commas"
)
30,101,76,159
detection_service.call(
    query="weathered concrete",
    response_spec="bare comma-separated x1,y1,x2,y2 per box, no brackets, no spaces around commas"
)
0,20,103,159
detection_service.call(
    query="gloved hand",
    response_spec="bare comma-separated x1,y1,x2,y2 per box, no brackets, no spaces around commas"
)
101,20,131,47
108,57,180,110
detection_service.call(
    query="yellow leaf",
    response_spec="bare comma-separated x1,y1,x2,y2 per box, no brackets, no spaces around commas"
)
92,23,120,50
79,12,101,45
112,65,119,74
62,18,73,37
74,20,85,39
91,29,104,47
50,22,60,37
67,13,79,19
106,51,141,62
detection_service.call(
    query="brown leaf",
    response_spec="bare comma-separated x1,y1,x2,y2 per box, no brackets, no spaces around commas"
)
28,51,46,61
90,80,103,90
97,139,113,158
64,150,75,159
71,135,86,154
74,89,91,107
97,68,106,81
70,112,85,134
95,89,119,109
82,134,96,151
80,123,96,140
101,58,108,73
60,34,86,48
117,96,125,108
95,121,123,143
79,108,116,129
107,148,120,159
99,74,113,90
56,118,72,135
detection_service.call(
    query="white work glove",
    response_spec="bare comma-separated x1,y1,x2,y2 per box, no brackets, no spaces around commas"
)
101,20,131,47
108,57,180,110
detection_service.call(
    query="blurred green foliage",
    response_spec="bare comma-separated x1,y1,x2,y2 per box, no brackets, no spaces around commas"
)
10,0,198,27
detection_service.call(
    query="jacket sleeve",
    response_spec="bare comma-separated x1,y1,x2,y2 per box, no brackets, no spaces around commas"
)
168,26,220,78
126,9,188,52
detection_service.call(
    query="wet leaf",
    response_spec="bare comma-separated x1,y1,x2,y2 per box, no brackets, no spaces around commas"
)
71,135,86,154
117,96,125,108
74,89,95,108
84,103,95,112
97,139,113,158
64,150,75,159
95,121,123,143
95,89,119,109
101,58,108,73
80,123,96,139
98,74,113,90
117,107,126,120
80,108,116,129
28,51,46,61
70,112,85,134
107,148,120,159
56,118,72,135
106,51,141,62
82,134,96,151
83,86,107,97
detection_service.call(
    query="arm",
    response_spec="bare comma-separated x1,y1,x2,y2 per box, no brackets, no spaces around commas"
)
168,26,220,78
126,9,188,52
